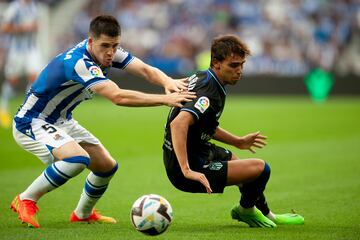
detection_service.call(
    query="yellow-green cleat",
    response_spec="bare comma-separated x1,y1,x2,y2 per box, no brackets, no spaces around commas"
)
272,213,304,225
231,205,276,228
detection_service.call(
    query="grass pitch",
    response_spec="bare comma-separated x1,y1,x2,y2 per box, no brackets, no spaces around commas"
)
0,96,359,240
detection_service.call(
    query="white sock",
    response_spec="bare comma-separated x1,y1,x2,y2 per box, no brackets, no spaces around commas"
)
238,205,256,214
21,157,88,202
74,164,118,219
74,191,99,219
266,211,276,221
20,172,56,202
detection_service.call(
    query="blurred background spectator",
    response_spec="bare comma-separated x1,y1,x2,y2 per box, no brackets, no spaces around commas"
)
63,0,359,77
0,0,359,78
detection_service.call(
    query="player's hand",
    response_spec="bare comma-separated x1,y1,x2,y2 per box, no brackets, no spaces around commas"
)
164,91,196,107
183,169,212,194
234,131,267,153
164,78,188,94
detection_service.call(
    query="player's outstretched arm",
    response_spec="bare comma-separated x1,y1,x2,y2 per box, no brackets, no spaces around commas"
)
213,127,267,153
90,80,195,107
125,57,188,94
170,111,212,193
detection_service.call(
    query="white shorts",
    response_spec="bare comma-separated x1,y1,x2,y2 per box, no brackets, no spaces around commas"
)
13,118,100,165
5,47,43,78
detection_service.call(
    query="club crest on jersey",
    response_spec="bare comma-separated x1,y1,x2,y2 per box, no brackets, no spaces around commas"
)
195,96,210,113
89,66,102,77
53,133,64,141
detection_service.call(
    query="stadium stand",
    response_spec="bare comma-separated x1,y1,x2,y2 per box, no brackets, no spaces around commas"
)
1,0,359,77
62,0,359,76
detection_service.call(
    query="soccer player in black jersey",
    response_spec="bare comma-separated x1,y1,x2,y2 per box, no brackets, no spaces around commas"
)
163,35,304,228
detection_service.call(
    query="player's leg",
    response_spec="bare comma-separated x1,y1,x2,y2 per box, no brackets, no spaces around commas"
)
228,155,304,226
254,192,304,225
18,141,89,200
11,120,90,228
62,120,117,223
227,158,276,228
70,142,117,223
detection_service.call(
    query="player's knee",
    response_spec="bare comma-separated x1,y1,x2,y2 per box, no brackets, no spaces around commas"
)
256,160,271,183
93,161,118,177
107,159,118,171
102,155,117,170
93,156,118,173
253,159,266,175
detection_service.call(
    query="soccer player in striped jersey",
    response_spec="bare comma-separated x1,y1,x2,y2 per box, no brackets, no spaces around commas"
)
0,0,43,128
10,15,195,228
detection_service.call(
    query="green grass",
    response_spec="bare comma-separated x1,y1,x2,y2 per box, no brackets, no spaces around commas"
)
1,96,360,240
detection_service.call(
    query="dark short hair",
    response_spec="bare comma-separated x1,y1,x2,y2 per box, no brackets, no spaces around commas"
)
210,35,251,67
89,15,121,39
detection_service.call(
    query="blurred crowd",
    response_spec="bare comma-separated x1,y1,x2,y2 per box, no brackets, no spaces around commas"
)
66,0,359,76
2,0,360,76
0,0,57,5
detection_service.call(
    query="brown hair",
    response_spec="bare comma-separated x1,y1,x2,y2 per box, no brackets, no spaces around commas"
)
89,15,121,39
210,35,251,67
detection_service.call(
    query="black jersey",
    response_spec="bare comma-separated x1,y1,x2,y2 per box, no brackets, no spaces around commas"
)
163,69,227,154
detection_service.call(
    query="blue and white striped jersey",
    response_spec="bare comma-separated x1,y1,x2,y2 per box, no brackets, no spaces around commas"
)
2,0,39,51
14,39,134,136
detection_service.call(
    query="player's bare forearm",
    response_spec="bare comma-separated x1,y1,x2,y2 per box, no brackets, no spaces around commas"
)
113,90,164,107
91,80,195,107
213,127,240,146
170,119,191,174
126,58,169,86
171,112,212,193
215,129,268,153
147,66,171,86
125,58,186,93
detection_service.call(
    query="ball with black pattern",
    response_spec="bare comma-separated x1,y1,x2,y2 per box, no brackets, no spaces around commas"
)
130,194,173,236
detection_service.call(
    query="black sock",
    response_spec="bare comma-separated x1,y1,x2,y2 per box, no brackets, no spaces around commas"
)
239,162,271,208
255,193,270,215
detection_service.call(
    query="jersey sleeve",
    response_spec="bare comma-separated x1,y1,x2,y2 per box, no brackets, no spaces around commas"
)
69,58,109,89
112,47,134,69
181,93,212,121
180,74,214,121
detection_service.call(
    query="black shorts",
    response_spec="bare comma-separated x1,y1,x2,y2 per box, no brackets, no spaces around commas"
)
163,142,232,193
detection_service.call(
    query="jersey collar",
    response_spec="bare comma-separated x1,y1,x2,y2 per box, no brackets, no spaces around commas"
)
84,40,94,61
207,68,227,95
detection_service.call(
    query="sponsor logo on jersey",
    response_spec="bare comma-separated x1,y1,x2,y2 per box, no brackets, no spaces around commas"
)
195,96,210,113
89,66,102,77
188,74,198,91
53,133,64,141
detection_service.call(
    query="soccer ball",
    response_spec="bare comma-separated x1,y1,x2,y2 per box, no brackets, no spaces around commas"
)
130,194,173,236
